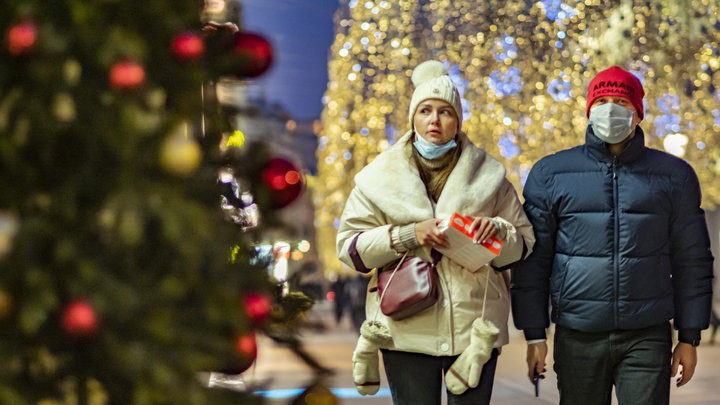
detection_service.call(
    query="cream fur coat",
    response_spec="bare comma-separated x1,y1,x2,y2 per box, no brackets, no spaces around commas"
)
337,130,534,355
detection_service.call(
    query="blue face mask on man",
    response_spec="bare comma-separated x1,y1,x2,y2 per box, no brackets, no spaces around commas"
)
413,134,457,159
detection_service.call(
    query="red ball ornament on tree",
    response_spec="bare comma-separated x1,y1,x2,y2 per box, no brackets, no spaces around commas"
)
7,21,37,56
172,32,204,61
62,302,98,338
109,61,145,91
220,333,258,374
230,32,273,78
244,293,272,325
236,333,257,359
261,157,303,209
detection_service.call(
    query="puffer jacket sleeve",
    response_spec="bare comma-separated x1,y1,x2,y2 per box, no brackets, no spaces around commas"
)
669,166,714,342
510,162,555,340
490,180,535,271
337,187,403,273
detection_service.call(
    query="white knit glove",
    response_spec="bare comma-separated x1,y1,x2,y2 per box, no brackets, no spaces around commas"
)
445,318,500,395
352,320,392,396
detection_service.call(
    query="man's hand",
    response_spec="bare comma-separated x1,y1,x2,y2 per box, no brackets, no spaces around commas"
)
468,217,498,244
671,342,697,387
527,342,548,384
415,218,449,249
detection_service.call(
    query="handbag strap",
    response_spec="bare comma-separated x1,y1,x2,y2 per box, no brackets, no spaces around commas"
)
372,251,409,321
480,267,490,320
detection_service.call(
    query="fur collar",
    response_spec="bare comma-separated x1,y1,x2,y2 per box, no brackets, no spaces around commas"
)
354,130,507,223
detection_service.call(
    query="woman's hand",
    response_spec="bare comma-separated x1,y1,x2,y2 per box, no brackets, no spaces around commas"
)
468,217,497,244
415,218,449,249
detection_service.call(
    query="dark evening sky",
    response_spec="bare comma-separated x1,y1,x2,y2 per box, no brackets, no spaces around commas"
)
243,0,339,119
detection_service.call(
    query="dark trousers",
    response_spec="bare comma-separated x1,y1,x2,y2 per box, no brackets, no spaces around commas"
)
380,348,499,405
554,322,672,405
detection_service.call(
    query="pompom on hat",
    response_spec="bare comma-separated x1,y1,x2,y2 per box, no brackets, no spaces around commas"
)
409,60,463,130
586,66,645,119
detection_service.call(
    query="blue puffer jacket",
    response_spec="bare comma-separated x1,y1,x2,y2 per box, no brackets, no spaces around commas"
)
511,126,714,343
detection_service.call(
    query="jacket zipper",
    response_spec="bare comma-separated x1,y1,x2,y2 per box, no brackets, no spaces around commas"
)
612,157,619,329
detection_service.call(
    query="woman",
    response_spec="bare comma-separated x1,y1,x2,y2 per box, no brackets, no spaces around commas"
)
336,60,534,405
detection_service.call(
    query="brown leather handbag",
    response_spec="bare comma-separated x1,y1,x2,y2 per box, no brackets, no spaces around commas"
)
372,251,441,321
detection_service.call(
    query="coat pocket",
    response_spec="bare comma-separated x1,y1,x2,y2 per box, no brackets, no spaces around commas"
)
551,257,570,320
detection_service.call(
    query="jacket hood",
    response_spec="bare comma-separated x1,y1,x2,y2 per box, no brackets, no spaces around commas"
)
585,124,646,164
353,130,507,223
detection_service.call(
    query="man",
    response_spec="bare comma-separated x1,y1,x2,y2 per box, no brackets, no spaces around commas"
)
511,66,714,405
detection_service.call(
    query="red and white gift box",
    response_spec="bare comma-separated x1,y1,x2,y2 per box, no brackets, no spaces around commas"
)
436,213,503,271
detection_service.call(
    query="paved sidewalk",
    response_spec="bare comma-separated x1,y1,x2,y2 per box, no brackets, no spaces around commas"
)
242,301,720,404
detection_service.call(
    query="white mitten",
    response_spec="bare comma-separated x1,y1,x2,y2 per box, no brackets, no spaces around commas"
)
353,320,392,396
445,318,499,395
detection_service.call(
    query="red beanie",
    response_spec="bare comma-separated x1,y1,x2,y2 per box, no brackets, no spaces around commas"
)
586,66,645,119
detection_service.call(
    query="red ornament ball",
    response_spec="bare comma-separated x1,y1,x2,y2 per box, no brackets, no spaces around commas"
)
109,61,145,91
62,302,98,337
244,293,272,325
172,32,204,61
8,21,37,56
218,333,257,374
262,157,303,209
236,333,258,359
231,32,273,78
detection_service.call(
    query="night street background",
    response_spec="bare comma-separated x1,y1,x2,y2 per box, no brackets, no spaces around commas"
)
244,301,720,405
243,0,338,119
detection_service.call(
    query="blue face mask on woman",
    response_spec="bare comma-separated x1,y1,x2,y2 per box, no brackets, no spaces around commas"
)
413,134,457,159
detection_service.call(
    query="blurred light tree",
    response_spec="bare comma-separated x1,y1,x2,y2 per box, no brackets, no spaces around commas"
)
0,1,322,404
316,0,720,273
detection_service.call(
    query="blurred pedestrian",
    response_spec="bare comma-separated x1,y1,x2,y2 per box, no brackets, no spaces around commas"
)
346,273,370,333
289,262,323,301
330,276,348,325
336,60,534,404
511,66,715,405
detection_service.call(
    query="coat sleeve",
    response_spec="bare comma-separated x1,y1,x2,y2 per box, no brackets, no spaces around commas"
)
510,162,555,340
669,166,714,343
337,187,403,273
490,180,535,271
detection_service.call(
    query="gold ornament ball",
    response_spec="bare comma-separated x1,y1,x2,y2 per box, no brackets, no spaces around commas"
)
291,382,338,405
160,134,202,177
52,92,76,123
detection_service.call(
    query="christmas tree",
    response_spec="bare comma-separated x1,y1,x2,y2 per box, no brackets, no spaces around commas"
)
0,1,321,404
316,0,720,272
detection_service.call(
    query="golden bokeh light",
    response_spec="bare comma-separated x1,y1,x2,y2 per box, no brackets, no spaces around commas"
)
315,0,720,272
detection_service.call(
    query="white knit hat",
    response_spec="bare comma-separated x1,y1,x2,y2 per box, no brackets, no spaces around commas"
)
408,60,463,131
